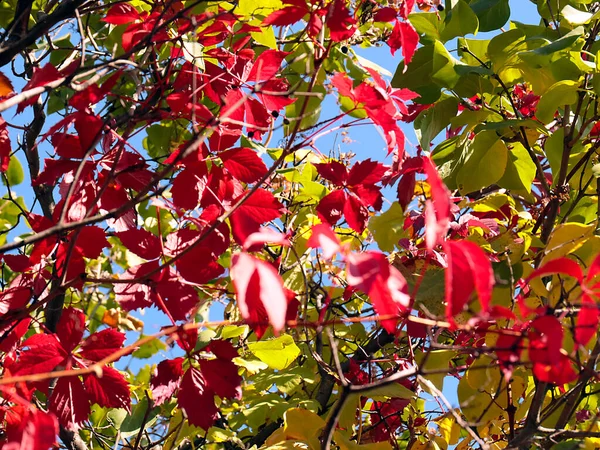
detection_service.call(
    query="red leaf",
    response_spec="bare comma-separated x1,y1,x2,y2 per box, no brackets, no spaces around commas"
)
387,20,403,57
399,21,419,65
444,241,494,319
74,226,110,259
343,192,369,233
263,3,307,26
307,223,342,259
248,50,289,82
0,318,31,354
200,358,242,399
5,408,58,450
103,3,140,25
79,328,126,362
52,133,84,159
423,157,451,250
176,245,225,285
316,189,347,226
231,252,288,334
17,64,62,113
347,159,387,187
575,294,599,346
400,0,416,19
231,188,285,244
178,367,219,430
373,7,398,22
151,357,184,406
0,286,31,315
0,117,10,172
528,257,584,284
235,188,284,224
327,0,357,42
74,111,104,152
586,253,600,285
155,275,202,320
11,334,66,376
315,161,349,186
220,147,269,183
114,261,160,310
117,228,162,260
208,339,239,360
50,377,90,426
346,251,410,333
83,366,130,410
243,227,290,252
171,166,207,211
56,307,85,354
352,184,383,210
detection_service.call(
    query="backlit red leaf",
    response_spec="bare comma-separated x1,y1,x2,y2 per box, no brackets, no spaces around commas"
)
55,307,85,354
220,147,269,183
346,251,410,333
117,228,162,260
83,367,130,410
151,358,184,406
49,377,90,426
575,294,599,346
79,328,126,362
0,117,10,172
307,223,342,260
231,252,288,334
5,408,58,450
178,367,218,430
315,161,349,186
444,240,494,319
247,50,289,82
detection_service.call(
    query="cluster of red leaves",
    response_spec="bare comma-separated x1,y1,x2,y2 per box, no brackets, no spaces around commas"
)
6,308,129,428
315,158,387,233
512,84,540,118
263,0,357,42
331,70,418,154
493,255,600,385
150,339,241,430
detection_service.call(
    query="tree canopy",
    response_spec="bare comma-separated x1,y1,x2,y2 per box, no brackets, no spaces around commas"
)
2,0,600,449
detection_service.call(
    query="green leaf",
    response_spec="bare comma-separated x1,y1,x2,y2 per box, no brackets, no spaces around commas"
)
497,142,536,196
414,268,445,317
536,80,580,123
561,5,598,25
456,131,508,194
414,95,459,152
431,40,461,88
469,0,510,32
408,12,442,44
132,335,167,359
285,84,325,134
5,155,24,186
247,334,301,370
440,0,479,42
120,397,159,438
369,202,406,252
392,45,441,104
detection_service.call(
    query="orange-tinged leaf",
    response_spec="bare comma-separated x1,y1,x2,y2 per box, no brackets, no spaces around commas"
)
0,72,14,97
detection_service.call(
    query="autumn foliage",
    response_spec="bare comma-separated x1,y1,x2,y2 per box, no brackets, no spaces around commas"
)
0,0,600,449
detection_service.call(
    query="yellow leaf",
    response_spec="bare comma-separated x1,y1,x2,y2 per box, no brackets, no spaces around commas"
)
247,334,301,370
283,408,325,449
334,431,392,450
540,222,594,265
